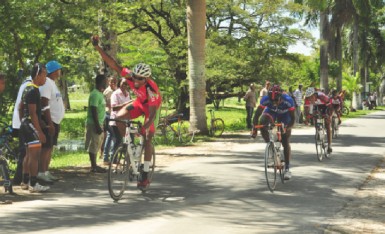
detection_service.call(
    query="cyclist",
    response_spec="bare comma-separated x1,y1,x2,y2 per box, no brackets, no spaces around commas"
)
304,87,333,154
329,89,342,125
251,85,295,180
19,63,49,192
92,35,162,189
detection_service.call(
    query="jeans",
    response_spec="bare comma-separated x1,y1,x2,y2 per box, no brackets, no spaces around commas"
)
246,106,254,129
103,114,115,162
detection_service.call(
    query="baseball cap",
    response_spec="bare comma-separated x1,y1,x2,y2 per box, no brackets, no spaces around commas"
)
46,60,62,74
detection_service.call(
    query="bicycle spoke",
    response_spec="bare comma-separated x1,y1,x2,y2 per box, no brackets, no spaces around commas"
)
315,129,324,161
211,119,224,137
265,142,277,192
108,145,129,201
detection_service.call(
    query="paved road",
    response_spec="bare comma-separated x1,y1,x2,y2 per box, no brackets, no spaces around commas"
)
1,111,385,234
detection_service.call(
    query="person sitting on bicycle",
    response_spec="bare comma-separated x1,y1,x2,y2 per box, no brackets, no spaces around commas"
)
304,87,333,154
251,85,295,180
92,35,162,189
329,89,342,125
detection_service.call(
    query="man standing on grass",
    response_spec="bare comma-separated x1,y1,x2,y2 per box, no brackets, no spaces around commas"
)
85,74,107,173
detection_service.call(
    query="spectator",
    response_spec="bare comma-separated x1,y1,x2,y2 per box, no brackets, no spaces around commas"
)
12,75,32,185
110,77,132,153
85,74,107,173
19,63,49,192
101,76,117,164
37,60,65,183
293,84,303,124
243,83,257,129
259,81,270,99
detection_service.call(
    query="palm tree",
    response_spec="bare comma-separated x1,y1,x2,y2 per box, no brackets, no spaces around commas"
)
187,0,208,134
342,71,362,110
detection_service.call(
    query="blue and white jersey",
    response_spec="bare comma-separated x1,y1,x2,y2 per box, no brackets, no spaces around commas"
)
259,93,295,114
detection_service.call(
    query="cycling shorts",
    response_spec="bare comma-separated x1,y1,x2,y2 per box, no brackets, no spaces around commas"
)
128,99,158,134
20,119,41,148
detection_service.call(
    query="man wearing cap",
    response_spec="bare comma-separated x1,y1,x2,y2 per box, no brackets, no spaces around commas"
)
37,60,65,183
293,84,303,124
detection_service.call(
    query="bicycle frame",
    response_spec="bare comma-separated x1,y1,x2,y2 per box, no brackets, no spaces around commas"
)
122,122,145,177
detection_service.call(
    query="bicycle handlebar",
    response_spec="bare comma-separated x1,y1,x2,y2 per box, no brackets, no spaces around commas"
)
254,123,283,129
107,118,143,128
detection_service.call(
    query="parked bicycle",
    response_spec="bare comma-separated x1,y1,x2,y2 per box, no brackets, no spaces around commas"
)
154,113,194,145
208,109,224,137
0,122,17,194
107,119,155,201
341,103,349,116
255,122,285,193
312,109,330,161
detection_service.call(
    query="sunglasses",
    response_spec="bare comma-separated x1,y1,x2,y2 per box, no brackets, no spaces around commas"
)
133,74,146,81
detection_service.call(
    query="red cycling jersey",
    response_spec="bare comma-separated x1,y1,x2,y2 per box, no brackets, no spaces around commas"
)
126,78,161,107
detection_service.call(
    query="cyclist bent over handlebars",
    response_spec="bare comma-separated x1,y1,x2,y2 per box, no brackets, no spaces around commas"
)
92,35,162,189
251,85,295,180
304,87,333,154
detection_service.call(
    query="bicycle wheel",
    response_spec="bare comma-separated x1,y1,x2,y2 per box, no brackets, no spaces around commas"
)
210,118,225,137
154,124,174,145
0,157,13,194
277,149,285,184
342,106,349,116
108,144,129,201
315,128,324,161
178,120,192,143
264,142,277,192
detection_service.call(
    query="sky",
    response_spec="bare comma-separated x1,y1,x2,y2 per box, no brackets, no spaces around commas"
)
287,25,319,56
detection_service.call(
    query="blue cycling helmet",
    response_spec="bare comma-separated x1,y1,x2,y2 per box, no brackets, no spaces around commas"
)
46,60,62,74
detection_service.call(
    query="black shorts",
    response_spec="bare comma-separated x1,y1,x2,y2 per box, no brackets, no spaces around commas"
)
42,122,60,148
20,119,40,146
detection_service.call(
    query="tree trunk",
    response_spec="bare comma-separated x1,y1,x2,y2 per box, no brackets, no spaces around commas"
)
335,26,342,92
352,14,361,109
187,0,208,134
320,11,329,93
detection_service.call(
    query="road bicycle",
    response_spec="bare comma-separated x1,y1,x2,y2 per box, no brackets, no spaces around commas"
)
208,109,224,137
107,119,155,201
255,122,285,192
312,110,330,161
0,122,17,194
331,111,339,139
154,113,194,145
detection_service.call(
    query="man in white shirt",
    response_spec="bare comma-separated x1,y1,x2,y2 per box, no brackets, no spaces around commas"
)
38,60,65,182
259,81,271,100
12,75,32,185
293,84,303,124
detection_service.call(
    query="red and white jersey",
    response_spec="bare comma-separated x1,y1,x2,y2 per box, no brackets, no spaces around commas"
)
126,78,162,107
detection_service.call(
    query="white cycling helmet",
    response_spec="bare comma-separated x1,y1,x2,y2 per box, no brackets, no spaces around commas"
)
305,87,315,97
133,63,151,77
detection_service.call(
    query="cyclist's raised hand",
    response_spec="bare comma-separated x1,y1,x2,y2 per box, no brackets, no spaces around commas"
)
91,35,100,46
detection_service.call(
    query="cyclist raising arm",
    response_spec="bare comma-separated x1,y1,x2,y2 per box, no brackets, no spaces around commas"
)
304,87,333,154
251,85,295,180
92,35,162,189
